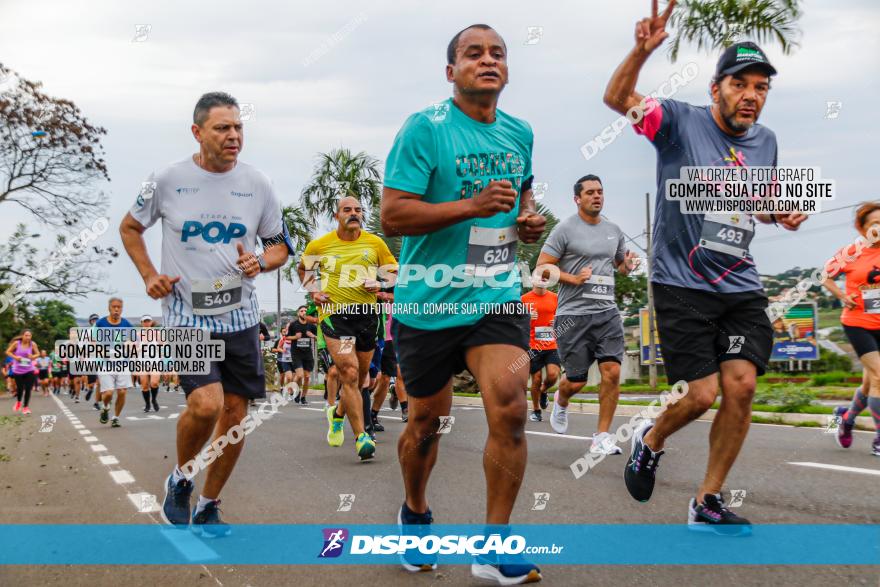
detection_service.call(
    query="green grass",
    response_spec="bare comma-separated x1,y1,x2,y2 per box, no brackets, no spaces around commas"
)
0,416,23,427
751,415,822,427
0,453,10,462
817,308,842,330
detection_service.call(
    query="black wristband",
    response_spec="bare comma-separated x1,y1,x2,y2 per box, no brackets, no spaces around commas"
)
521,175,534,193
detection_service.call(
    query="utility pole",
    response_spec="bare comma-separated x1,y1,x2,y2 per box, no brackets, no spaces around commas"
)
645,192,658,390
276,270,281,337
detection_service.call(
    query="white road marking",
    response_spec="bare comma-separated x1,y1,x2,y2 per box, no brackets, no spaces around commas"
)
109,470,135,484
91,444,108,452
83,436,98,442
526,430,592,441
73,425,85,430
78,430,90,435
127,492,160,513
99,455,119,465
788,462,880,476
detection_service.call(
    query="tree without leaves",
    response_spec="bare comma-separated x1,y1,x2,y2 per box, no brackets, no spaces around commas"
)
0,63,115,305
300,148,382,225
666,0,802,62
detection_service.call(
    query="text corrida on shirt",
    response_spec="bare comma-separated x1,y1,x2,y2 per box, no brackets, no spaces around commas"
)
310,261,562,289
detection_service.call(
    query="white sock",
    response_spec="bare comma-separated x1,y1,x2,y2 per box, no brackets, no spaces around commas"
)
195,495,216,514
171,466,186,484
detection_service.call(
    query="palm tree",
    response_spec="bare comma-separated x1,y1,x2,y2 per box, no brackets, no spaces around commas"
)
667,0,802,62
280,205,313,284
517,202,560,291
366,205,401,259
300,148,382,225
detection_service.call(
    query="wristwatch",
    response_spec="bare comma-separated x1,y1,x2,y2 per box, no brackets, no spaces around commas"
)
257,254,266,272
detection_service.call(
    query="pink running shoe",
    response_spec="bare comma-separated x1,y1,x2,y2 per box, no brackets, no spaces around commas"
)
12,401,21,412
834,406,853,449
22,407,31,415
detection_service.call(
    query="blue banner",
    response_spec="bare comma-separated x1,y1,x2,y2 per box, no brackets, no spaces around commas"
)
0,524,877,565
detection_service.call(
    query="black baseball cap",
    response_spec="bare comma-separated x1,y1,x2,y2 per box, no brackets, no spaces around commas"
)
715,42,777,79
88,313,99,321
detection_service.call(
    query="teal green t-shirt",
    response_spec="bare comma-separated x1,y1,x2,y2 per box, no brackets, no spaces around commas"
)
384,98,533,330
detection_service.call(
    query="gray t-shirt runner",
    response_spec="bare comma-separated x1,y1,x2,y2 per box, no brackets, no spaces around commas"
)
130,158,290,333
542,214,626,315
634,98,778,293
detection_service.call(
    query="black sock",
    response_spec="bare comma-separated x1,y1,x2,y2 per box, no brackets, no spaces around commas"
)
142,390,150,408
400,400,408,410
332,407,343,420
361,388,373,433
371,409,379,420
150,386,159,405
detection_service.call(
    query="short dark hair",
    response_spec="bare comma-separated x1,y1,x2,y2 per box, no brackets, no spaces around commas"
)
297,305,307,312
447,24,503,65
193,92,239,126
573,174,602,196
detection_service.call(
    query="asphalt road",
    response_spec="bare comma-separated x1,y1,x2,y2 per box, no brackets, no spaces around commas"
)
0,388,878,586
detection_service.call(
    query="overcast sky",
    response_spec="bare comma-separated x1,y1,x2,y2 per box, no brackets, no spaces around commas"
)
1,0,878,320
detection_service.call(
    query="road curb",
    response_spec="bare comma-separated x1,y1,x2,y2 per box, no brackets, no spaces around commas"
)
450,395,875,431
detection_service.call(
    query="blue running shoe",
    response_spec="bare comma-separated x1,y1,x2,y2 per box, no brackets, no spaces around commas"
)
191,499,231,538
161,474,193,526
472,553,542,584
397,502,437,572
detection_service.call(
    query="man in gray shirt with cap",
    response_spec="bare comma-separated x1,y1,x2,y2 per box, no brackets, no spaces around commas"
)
537,174,639,455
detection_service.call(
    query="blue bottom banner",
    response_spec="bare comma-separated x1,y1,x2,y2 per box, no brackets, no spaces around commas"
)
0,524,877,565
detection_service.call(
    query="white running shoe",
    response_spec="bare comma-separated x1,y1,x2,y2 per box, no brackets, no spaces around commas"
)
549,395,568,434
589,431,622,455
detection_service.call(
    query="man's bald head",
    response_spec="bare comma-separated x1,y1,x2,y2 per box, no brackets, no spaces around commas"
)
336,196,361,212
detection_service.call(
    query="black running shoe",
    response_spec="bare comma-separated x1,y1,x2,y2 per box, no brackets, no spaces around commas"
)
389,386,399,411
401,407,408,423
688,494,751,536
191,500,231,538
93,402,101,411
143,406,151,413
539,391,548,410
100,407,109,424
161,474,193,526
152,400,160,412
397,503,437,572
624,420,663,502
372,412,385,432
300,395,308,406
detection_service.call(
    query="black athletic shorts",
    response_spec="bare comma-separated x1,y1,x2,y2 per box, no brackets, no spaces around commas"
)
843,325,880,357
380,339,397,376
291,350,314,372
318,349,333,373
278,361,293,373
529,349,560,375
653,283,773,384
38,369,49,379
52,370,66,379
87,374,98,384
393,305,530,397
321,312,378,353
179,324,266,400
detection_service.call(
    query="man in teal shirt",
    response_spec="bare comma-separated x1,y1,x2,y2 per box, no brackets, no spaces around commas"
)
381,23,545,584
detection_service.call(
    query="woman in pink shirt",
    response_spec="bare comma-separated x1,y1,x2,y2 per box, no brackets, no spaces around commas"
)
5,329,41,414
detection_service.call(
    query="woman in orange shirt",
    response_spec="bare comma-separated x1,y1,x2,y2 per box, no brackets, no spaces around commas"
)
822,202,880,456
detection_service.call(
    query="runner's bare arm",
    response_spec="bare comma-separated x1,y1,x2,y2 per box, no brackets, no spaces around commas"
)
604,0,676,116
381,180,518,236
120,212,180,299
535,252,592,286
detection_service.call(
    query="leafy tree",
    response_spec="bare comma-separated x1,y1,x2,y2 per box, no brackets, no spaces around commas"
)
0,63,115,310
667,0,802,62
300,148,382,226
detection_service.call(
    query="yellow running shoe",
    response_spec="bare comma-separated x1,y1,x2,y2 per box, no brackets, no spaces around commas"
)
326,405,344,447
356,432,375,460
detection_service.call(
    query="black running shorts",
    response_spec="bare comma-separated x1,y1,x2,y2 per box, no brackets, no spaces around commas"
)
393,304,530,398
529,349,560,375
321,312,378,353
843,325,880,358
653,283,773,384
180,324,266,400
